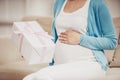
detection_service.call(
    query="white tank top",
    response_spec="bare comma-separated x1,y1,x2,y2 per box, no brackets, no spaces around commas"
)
54,0,96,64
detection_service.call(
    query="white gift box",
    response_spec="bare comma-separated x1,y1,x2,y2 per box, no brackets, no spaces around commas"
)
12,21,55,64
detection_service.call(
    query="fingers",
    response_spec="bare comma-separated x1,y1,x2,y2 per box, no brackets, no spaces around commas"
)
59,32,68,44
59,35,68,42
59,37,68,44
59,34,67,38
58,29,80,44
58,30,75,44
59,31,68,39
60,32,68,36
59,40,68,44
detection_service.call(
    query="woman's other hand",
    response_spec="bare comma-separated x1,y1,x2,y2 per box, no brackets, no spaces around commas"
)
59,29,81,45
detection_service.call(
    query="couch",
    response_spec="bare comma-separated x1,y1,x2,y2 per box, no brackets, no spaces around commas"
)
0,16,120,80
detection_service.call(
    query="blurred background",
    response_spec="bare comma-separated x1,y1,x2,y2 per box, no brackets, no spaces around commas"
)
0,0,120,35
0,1,120,80
0,0,54,35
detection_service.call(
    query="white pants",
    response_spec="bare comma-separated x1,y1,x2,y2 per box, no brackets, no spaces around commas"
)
23,61,106,80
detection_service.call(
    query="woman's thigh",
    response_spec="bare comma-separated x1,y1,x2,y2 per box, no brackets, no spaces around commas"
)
23,61,106,80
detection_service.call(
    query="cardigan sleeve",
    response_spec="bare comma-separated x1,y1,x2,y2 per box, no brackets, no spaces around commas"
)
80,1,118,50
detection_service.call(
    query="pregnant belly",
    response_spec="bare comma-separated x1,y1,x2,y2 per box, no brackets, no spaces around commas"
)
54,40,96,64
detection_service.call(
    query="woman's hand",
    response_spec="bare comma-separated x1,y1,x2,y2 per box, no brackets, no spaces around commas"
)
59,29,81,45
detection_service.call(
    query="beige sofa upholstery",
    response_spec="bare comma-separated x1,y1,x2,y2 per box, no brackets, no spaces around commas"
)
0,35,48,80
0,17,120,80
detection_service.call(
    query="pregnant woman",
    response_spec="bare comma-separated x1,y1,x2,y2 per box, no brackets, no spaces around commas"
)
23,0,117,80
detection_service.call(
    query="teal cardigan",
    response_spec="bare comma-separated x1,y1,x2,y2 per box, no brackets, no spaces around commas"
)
52,0,118,71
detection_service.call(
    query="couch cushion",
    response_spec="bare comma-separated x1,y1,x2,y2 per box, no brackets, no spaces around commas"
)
104,50,115,64
110,45,120,67
0,35,24,65
107,68,120,75
109,17,120,67
22,16,52,35
0,61,48,80
94,68,120,80
95,75,120,80
105,68,120,80
104,17,120,64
